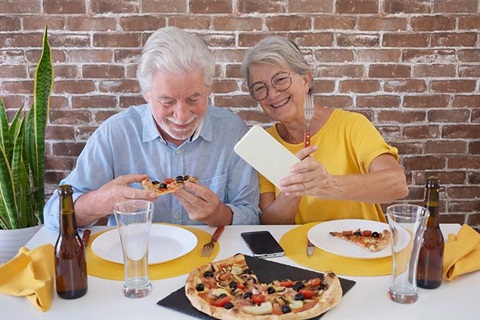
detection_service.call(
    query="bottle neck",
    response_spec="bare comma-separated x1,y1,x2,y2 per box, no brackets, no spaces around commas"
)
59,196,78,234
424,187,440,226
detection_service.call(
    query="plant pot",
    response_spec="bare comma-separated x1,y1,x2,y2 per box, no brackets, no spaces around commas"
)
0,225,43,264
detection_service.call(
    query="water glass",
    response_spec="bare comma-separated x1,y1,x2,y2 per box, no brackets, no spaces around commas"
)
113,200,154,298
386,204,429,304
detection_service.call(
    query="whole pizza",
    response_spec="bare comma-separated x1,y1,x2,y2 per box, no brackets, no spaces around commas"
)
185,254,342,319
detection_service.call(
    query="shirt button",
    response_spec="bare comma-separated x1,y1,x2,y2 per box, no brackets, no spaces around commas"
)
175,149,181,154
173,213,180,219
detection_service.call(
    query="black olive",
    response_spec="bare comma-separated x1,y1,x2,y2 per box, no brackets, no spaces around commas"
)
243,269,253,275
243,292,252,299
281,305,292,314
224,302,234,309
229,281,237,289
292,281,305,291
152,180,160,184
294,293,305,300
354,231,362,236
159,183,167,189
204,271,214,278
267,286,275,294
372,231,379,238
195,283,205,291
217,293,227,299
183,175,190,181
175,175,184,182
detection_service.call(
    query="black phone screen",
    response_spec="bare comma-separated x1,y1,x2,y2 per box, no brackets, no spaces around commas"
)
240,231,285,258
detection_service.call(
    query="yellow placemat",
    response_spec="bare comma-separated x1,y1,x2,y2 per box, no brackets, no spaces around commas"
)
86,224,217,280
280,223,392,276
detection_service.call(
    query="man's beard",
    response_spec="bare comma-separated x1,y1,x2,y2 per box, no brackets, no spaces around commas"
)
162,115,200,141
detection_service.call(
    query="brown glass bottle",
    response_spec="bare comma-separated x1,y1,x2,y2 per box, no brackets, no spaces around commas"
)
54,185,88,299
417,176,444,289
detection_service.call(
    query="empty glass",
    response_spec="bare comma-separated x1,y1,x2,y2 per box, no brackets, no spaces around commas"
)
114,200,154,298
386,204,429,304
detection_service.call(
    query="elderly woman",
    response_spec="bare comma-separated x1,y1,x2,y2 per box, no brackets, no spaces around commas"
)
241,36,409,224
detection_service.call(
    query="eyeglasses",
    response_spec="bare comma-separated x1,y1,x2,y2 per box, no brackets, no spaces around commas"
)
249,72,296,101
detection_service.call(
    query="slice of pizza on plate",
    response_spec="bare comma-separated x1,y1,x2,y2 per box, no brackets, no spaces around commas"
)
141,175,198,196
329,228,391,252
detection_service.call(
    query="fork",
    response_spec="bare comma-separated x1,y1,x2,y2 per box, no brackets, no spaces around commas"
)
304,92,314,148
201,226,225,257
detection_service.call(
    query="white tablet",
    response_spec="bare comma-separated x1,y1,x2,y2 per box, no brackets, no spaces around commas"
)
234,125,299,188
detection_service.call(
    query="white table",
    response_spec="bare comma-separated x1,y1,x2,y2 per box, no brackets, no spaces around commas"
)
1,224,479,319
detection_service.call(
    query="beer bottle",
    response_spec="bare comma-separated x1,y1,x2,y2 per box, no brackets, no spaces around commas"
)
417,176,444,289
54,185,88,299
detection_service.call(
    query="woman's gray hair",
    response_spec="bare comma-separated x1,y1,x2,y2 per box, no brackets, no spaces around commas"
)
137,27,215,94
241,36,312,88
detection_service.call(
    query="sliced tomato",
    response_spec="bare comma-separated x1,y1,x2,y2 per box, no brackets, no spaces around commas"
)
252,294,265,304
236,282,245,290
309,277,321,287
212,295,231,307
299,289,315,299
279,279,294,287
164,178,175,184
219,273,230,281
362,230,372,237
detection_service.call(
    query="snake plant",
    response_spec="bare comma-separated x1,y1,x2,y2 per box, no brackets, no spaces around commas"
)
0,27,53,229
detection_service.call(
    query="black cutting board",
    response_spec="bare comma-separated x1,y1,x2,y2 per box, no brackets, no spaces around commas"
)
157,254,356,319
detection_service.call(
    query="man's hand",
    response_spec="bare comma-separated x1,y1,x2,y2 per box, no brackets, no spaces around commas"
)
74,174,157,227
173,182,232,226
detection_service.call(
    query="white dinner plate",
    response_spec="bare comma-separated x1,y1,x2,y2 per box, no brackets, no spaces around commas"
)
307,219,403,259
92,224,198,265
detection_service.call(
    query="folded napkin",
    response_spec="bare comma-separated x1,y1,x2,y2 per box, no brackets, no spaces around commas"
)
0,244,54,312
443,224,480,281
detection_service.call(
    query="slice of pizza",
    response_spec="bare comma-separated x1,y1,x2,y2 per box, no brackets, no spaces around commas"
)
329,228,391,252
185,254,342,319
141,175,198,196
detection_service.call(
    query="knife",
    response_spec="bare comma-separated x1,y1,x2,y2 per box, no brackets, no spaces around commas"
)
307,239,315,257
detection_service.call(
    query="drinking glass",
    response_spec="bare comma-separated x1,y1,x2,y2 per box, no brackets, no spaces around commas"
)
386,204,429,304
113,200,154,298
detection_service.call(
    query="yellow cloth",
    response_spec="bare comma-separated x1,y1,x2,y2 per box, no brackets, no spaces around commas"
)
86,225,219,280
259,109,398,224
280,223,391,276
0,244,54,312
443,224,480,281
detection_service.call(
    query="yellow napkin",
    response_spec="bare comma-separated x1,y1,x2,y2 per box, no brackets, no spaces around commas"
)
0,244,54,312
443,224,480,281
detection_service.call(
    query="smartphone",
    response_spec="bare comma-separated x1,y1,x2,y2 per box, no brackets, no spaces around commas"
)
241,231,285,258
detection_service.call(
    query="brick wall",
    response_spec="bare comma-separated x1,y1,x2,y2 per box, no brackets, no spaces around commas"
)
1,0,479,229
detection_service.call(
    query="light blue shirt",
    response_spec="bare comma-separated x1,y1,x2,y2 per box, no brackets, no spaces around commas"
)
44,104,261,230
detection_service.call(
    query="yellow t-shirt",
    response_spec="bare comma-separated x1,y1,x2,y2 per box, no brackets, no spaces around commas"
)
259,109,399,224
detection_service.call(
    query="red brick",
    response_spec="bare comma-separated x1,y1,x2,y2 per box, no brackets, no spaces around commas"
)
314,49,353,63
168,17,210,30
2,80,33,94
213,49,245,63
403,95,449,108
237,0,286,14
215,95,258,108
0,96,25,110
410,16,455,31
439,214,466,224
119,96,146,109
443,125,480,139
384,80,426,93
45,172,69,185
413,171,467,185
378,126,401,139
75,126,97,140
45,126,75,140
50,110,91,125
383,0,431,13
383,33,429,47
314,17,356,30
89,0,139,13
44,155,76,170
114,49,142,64
470,141,480,154
452,95,480,107
142,0,187,13
336,0,379,14
237,109,275,124
317,65,364,77
339,80,380,93
211,80,238,93
94,111,118,124
403,49,456,63
356,49,401,62
448,186,480,199
0,33,42,48
98,80,140,93
23,16,66,31
458,49,480,62
357,95,400,108
459,16,480,30
288,33,334,47
52,142,86,157
0,0,41,13
312,80,335,93
212,17,262,31
203,34,236,48
467,214,480,229
412,64,456,77
72,96,117,109
431,80,476,93
44,0,86,14
337,34,380,47
0,65,27,79
433,33,478,47
266,16,311,31
471,110,480,123
119,16,165,31
50,34,90,48
403,125,440,138
289,0,332,12
93,33,142,48
468,172,480,184
54,65,80,79
55,80,95,94
433,0,478,13
66,17,116,31
369,65,410,78
190,0,232,13
49,96,69,110
404,156,446,170
428,109,470,122
316,96,353,109
67,49,114,63
425,141,468,154
83,65,125,78
459,66,480,77
358,17,407,31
